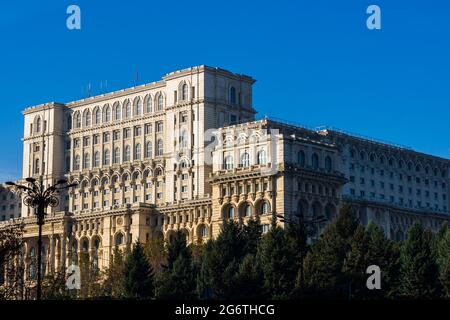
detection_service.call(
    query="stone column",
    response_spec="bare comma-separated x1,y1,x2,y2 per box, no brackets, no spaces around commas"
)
49,235,55,274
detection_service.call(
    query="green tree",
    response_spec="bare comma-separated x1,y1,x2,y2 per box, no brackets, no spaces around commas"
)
79,252,102,299
156,231,196,299
122,241,155,299
435,222,450,298
257,224,298,299
364,223,401,298
143,236,166,277
243,217,262,256
342,222,401,299
303,204,359,298
233,254,265,299
400,222,440,298
0,223,26,300
41,271,74,300
197,220,247,299
101,247,127,298
342,225,368,299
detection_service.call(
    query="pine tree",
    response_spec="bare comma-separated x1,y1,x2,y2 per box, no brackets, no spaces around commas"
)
122,241,155,299
156,231,196,299
101,247,126,298
364,223,401,298
256,225,298,299
435,222,450,298
400,222,440,298
197,220,247,299
303,204,359,298
243,217,262,256
342,225,368,299
233,254,265,299
143,236,166,277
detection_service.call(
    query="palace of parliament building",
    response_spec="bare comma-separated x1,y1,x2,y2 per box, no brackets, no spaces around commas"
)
0,65,449,276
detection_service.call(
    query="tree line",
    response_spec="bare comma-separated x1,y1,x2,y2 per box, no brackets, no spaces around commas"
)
1,204,449,300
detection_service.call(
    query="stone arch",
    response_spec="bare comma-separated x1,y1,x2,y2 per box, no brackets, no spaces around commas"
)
197,224,209,242
255,199,271,215
297,199,309,218
222,203,237,220
311,201,322,218
238,201,254,218
143,167,153,178
114,231,125,246
324,203,336,221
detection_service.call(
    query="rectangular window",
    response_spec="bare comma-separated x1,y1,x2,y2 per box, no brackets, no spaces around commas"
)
145,124,152,134
134,126,141,136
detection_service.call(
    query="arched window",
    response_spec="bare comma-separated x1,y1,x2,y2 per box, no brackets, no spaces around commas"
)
114,103,121,120
312,153,319,169
74,112,81,128
67,115,72,131
93,239,100,268
103,149,110,165
156,139,163,156
135,143,141,160
94,108,101,124
257,150,267,165
261,201,269,215
36,117,42,133
82,240,89,252
94,152,100,167
157,95,164,111
145,141,152,158
199,225,208,238
180,130,188,148
104,105,111,122
74,155,80,170
134,98,142,116
113,147,120,164
240,152,250,168
115,233,124,246
224,156,233,170
227,206,235,219
349,149,355,158
124,145,131,162
229,86,236,104
298,150,306,166
123,101,131,119
325,156,332,172
181,83,188,100
34,158,40,174
84,110,91,127
244,204,252,217
83,153,90,169
146,96,152,113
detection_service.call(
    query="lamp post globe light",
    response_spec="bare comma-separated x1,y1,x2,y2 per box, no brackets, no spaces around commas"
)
5,177,77,300
276,212,327,294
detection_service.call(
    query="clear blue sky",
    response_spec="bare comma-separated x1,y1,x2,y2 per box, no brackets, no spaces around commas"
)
0,0,449,182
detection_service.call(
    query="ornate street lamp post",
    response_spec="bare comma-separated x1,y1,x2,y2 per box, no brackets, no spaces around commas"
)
6,177,77,300
277,212,327,294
